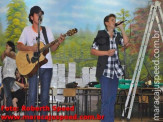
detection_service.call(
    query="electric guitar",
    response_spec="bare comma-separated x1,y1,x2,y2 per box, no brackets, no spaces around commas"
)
16,28,78,77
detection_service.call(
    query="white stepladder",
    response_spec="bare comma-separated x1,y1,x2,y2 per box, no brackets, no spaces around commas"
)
122,1,163,119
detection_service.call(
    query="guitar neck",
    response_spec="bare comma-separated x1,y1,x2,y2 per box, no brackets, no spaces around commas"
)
40,33,67,52
40,28,78,52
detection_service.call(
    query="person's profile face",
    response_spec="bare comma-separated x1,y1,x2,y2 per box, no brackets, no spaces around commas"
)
6,44,11,50
15,70,21,78
6,44,9,49
30,12,42,25
107,17,116,28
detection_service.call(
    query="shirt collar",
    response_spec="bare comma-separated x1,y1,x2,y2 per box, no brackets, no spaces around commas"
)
105,29,117,38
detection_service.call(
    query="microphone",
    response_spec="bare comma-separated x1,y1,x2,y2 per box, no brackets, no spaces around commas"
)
38,12,43,21
115,20,127,26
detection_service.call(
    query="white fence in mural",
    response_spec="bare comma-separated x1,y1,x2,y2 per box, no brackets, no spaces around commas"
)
50,63,96,89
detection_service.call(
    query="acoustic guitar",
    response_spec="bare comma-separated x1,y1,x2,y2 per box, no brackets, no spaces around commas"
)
16,28,78,77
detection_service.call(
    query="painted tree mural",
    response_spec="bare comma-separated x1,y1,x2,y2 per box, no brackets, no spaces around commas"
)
129,0,163,80
5,0,27,44
0,0,162,81
116,9,132,78
116,8,132,35
52,29,97,77
0,18,5,66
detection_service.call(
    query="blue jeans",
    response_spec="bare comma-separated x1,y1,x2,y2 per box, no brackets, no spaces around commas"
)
3,77,15,115
26,68,52,122
100,74,119,122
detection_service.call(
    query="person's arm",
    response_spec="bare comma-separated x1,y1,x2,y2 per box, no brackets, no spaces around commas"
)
90,48,116,56
90,40,116,57
5,50,16,59
17,42,38,52
1,51,6,61
50,34,65,52
50,41,61,52
1,47,16,61
17,27,38,52
15,81,24,89
117,24,129,47
0,84,3,90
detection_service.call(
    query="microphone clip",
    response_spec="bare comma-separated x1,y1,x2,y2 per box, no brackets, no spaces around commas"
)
38,13,43,21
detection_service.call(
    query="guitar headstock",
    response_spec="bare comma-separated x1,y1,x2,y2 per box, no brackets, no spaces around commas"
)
66,28,78,36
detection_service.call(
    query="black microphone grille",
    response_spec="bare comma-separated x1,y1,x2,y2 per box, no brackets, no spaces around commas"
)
115,20,127,26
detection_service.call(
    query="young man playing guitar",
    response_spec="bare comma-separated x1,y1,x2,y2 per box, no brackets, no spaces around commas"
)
17,6,65,122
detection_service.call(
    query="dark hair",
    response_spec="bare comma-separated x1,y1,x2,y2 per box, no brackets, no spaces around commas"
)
7,41,15,52
28,6,44,24
15,68,24,81
104,14,116,29
15,68,18,76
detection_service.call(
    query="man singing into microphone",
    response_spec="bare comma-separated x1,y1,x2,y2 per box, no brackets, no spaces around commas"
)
91,14,129,122
17,6,65,122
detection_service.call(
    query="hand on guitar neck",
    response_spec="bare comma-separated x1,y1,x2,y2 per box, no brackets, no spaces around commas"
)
51,34,65,51
57,34,65,44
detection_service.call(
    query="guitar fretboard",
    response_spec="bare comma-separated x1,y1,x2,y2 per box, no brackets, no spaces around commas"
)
40,33,67,52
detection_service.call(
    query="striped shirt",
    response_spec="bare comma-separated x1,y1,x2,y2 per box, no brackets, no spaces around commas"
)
92,30,124,79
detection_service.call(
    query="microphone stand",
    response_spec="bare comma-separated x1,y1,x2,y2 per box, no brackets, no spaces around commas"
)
124,46,126,80
35,16,41,122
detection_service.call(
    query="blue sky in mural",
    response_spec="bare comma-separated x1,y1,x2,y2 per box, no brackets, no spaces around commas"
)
0,0,150,33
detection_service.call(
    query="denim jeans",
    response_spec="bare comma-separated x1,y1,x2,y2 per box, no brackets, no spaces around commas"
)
26,68,52,122
3,77,15,115
100,74,119,122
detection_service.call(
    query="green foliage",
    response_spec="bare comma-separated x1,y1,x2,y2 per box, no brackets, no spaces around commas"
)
5,0,27,44
116,8,130,22
0,2,161,82
116,8,154,80
0,18,6,66
52,28,97,77
116,8,132,35
127,2,163,82
116,9,135,79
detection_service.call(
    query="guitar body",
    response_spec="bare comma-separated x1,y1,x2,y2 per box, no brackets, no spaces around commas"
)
16,28,78,77
16,42,48,77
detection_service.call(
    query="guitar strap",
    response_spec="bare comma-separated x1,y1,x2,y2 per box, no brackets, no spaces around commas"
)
41,26,49,44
